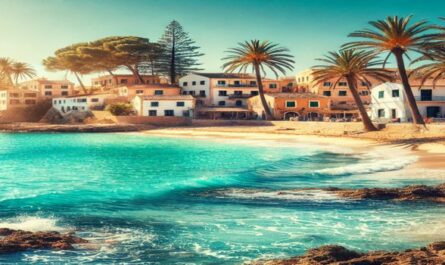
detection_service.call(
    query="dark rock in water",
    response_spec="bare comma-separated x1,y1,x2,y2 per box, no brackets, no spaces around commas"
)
0,228,88,254
247,241,445,264
332,183,445,203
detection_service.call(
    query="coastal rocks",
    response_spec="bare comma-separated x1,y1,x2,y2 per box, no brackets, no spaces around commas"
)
0,228,88,254
329,183,445,203
248,241,445,265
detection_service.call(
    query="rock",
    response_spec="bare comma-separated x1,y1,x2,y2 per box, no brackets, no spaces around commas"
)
247,241,445,265
0,228,88,254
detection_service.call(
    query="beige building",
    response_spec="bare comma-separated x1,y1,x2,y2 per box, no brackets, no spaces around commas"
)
117,84,181,99
19,78,75,98
0,88,40,111
91,74,162,90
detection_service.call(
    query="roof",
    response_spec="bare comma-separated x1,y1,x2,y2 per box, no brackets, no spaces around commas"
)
197,107,252,112
263,93,328,99
92,74,159,79
139,95,195,101
123,84,180,89
192,72,256,79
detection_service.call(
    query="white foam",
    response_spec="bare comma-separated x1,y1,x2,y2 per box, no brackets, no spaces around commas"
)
213,189,344,202
0,216,67,232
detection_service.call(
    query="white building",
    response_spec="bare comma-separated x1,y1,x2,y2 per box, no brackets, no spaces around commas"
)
371,82,445,122
52,93,116,113
132,95,195,117
179,73,280,108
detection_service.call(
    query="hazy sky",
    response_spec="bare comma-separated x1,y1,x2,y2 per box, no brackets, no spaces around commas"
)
1,0,445,85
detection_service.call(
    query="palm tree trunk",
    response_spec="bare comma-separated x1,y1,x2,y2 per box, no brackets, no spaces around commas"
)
254,63,273,120
126,65,145,84
346,75,378,131
393,49,425,125
74,72,87,94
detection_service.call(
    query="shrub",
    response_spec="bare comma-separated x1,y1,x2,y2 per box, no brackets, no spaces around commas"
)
107,103,134,116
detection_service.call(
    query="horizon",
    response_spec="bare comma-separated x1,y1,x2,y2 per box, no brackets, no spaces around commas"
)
1,0,445,85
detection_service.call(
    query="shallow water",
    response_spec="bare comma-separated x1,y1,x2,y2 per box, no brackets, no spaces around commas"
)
0,133,444,264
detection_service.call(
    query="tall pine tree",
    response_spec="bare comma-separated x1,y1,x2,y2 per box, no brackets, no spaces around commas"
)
157,20,203,84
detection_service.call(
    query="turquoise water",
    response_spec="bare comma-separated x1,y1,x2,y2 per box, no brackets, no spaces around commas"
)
0,133,444,264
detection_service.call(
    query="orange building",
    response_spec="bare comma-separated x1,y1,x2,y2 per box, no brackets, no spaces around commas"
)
248,93,331,120
19,78,75,98
0,88,40,111
91,74,162,90
117,84,181,99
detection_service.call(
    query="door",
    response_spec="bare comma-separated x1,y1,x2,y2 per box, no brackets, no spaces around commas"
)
426,106,440,118
420,90,432,101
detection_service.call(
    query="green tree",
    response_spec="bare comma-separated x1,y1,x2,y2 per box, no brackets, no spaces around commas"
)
11,62,36,86
312,50,393,131
107,103,134,116
0,57,15,87
157,20,203,84
343,16,438,125
222,40,294,120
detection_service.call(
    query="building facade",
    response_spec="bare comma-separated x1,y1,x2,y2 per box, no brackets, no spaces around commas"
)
248,93,331,120
132,95,195,117
371,82,445,122
179,73,282,108
91,74,162,90
52,93,116,113
0,88,40,111
19,78,75,98
117,85,181,99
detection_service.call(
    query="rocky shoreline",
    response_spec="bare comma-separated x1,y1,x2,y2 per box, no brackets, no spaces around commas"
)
0,228,88,254
247,241,445,265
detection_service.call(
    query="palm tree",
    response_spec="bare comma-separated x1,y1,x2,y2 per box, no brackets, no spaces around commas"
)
411,47,445,89
0,57,15,87
312,49,394,131
343,15,438,125
222,40,294,120
11,62,36,86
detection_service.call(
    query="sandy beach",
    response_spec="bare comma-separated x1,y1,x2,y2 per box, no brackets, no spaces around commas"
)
141,125,445,172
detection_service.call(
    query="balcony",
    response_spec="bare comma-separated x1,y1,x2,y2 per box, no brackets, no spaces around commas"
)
228,94,253,99
216,84,257,88
415,96,445,102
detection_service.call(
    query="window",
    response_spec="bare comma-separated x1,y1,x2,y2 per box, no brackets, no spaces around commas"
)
360,91,369,96
10,99,20,104
182,82,188,86
120,79,128,84
189,91,196,96
218,101,226,106
378,91,384,98
136,90,144,94
45,91,52,96
250,81,256,86
235,100,243,106
199,90,206,97
234,90,242,95
286,101,296,108
309,100,320,108
10,93,19,98
391,109,397,119
234,80,240,86
218,90,227,96
323,82,332,87
164,110,174,116
338,82,347,87
24,93,37,97
200,80,205,85
154,90,163,95
192,81,196,86
251,91,259,96
361,81,369,86
77,98,87,102
323,91,331,96
378,109,385,118
176,101,185,107
151,101,159,107
148,110,157,116
61,85,69,89
61,91,68,96
25,99,36,105
53,100,57,105
392,89,400,97
44,85,52,89
91,98,99,103
338,91,347,96
217,80,226,86
182,110,190,117
269,83,277,89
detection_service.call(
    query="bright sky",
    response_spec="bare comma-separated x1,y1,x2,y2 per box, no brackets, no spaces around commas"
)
1,0,444,86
